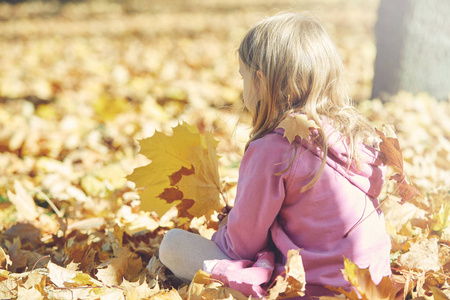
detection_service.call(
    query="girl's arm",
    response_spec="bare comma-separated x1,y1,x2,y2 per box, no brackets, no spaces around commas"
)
212,133,292,260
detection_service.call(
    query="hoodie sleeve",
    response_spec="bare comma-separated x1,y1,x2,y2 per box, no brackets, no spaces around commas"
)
212,133,292,260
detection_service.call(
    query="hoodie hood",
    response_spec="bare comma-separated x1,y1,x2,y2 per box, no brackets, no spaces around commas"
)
275,118,386,198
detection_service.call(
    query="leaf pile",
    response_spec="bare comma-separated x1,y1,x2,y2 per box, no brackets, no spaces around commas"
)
0,0,449,299
358,93,450,299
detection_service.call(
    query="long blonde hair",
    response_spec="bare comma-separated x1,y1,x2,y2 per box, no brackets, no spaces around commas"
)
239,12,376,190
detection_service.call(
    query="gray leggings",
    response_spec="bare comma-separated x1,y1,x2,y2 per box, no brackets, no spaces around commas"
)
158,229,231,281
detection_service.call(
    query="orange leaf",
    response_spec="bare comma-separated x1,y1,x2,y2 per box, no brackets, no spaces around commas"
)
389,173,419,204
375,126,404,172
375,125,420,204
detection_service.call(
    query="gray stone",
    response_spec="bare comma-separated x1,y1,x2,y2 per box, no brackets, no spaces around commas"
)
372,0,450,101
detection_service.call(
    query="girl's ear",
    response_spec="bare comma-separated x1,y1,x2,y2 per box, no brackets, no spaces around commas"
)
256,70,266,82
255,70,267,89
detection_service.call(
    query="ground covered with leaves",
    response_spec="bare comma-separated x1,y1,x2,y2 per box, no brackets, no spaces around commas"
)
0,0,449,299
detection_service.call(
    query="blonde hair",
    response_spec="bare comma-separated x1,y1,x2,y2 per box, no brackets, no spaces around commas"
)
239,12,376,190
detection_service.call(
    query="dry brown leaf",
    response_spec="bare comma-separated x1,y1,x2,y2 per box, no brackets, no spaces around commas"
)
376,125,404,172
63,242,96,273
397,237,441,272
375,126,420,204
96,247,130,286
389,173,420,205
4,223,41,247
6,238,28,273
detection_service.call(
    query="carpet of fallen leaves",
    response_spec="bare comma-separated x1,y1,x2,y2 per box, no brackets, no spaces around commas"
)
0,0,449,299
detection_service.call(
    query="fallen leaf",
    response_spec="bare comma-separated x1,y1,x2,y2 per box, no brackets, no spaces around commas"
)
7,181,38,221
4,223,41,247
6,238,28,273
70,272,98,286
149,288,183,300
397,237,441,272
47,262,80,288
330,258,396,300
120,278,160,299
0,247,12,269
0,274,18,299
63,242,96,274
17,285,44,300
96,247,142,285
145,256,167,282
187,269,248,300
267,249,306,299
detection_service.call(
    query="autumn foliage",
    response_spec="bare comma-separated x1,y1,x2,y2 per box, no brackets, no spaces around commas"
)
0,1,449,299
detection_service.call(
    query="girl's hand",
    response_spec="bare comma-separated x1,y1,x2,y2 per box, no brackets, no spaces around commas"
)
217,205,232,228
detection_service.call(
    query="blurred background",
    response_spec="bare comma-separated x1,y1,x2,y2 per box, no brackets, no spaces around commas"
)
0,0,381,173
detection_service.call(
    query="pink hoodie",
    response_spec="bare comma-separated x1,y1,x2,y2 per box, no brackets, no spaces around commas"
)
210,121,391,298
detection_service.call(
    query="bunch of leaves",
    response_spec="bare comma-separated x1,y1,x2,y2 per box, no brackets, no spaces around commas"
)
128,123,224,223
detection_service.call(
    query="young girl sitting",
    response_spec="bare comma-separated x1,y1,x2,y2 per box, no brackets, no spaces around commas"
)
159,12,391,298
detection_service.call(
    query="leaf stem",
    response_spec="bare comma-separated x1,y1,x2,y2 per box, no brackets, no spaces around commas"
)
32,188,64,218
31,255,50,272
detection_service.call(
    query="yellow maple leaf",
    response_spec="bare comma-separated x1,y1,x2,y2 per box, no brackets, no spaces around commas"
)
127,123,203,216
277,113,319,144
120,278,160,299
176,133,222,220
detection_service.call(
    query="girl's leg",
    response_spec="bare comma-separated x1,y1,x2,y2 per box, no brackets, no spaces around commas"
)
159,228,230,282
